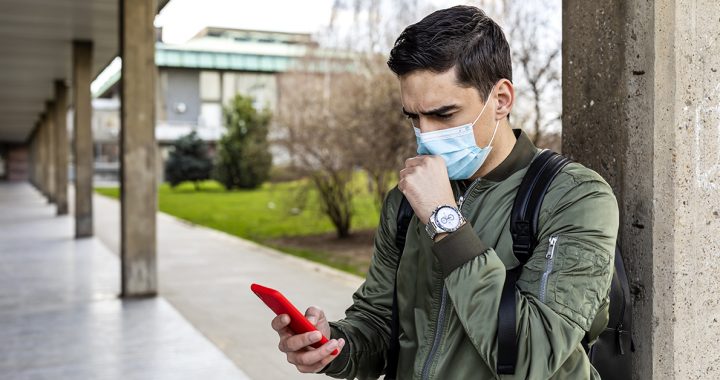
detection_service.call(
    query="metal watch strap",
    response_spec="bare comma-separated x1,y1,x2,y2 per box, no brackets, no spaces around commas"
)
425,219,439,240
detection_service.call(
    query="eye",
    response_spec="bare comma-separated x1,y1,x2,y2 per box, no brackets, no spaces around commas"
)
436,113,453,120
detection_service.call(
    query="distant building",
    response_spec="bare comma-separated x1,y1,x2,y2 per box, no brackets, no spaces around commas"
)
91,27,338,181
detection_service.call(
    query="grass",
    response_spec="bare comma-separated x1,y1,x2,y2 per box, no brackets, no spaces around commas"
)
95,175,381,276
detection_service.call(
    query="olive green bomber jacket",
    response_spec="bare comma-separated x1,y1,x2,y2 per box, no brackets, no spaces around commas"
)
321,129,619,379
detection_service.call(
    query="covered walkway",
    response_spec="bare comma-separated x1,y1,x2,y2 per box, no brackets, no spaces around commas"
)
0,182,249,379
92,191,363,380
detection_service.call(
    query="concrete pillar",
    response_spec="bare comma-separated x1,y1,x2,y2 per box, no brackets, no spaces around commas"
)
45,101,56,203
119,0,158,297
39,113,48,197
54,80,69,215
73,41,94,238
563,0,720,379
28,124,38,188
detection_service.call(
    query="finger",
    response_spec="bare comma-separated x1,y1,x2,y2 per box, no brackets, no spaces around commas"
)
305,306,322,326
399,167,415,178
282,330,323,352
293,338,344,372
398,178,407,193
405,156,425,167
271,314,291,332
277,326,293,341
290,338,339,366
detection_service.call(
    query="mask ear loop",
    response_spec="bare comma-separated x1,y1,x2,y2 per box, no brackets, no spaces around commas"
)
485,119,500,149
478,86,500,149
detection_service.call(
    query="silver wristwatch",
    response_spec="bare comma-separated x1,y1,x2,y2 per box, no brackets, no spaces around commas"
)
425,205,466,240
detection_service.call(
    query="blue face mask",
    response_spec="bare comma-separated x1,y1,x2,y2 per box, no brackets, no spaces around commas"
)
413,89,500,180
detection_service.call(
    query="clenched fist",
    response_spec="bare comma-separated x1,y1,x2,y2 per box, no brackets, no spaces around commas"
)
398,155,456,225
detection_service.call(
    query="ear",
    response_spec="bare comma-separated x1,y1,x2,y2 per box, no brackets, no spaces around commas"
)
493,79,514,120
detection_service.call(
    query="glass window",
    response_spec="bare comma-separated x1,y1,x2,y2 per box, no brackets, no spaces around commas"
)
200,71,221,101
200,103,223,128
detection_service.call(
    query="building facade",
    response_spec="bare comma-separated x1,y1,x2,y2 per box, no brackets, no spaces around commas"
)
90,27,326,181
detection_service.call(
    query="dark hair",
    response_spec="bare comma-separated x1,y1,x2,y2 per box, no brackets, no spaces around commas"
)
387,5,512,99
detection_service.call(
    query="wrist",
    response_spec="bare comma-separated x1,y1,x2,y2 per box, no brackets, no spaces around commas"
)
433,232,449,243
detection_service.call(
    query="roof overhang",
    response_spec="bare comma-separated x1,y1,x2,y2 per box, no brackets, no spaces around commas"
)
0,0,170,143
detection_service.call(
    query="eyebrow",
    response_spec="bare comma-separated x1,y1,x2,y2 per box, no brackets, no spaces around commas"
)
402,104,459,118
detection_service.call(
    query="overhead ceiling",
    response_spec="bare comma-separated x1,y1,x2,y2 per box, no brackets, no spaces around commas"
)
0,0,169,143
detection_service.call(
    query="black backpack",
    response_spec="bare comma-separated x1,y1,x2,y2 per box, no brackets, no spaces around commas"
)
386,150,633,379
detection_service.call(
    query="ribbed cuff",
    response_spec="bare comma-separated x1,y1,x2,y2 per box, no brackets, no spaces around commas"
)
318,323,351,375
431,223,490,278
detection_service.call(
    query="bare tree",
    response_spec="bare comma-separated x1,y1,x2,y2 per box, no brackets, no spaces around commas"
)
346,56,415,209
472,0,562,150
276,60,360,238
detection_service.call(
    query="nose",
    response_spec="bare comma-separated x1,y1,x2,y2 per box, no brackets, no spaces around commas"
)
412,117,445,133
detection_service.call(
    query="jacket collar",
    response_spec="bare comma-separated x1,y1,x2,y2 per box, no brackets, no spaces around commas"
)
483,128,538,182
457,129,538,189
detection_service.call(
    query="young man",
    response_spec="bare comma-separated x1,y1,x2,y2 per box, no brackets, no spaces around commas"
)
270,5,618,379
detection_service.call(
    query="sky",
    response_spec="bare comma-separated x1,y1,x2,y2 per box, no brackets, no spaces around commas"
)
156,0,338,43
154,0,465,44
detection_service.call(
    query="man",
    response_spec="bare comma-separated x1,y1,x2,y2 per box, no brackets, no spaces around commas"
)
270,5,618,379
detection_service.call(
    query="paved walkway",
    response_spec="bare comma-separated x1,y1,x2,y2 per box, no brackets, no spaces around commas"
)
0,182,249,380
92,192,364,380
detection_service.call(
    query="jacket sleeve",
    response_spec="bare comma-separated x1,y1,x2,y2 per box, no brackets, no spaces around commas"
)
320,187,403,379
433,173,619,379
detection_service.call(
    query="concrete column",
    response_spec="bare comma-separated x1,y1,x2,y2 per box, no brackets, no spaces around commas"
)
54,80,69,215
119,0,158,297
39,113,48,197
563,0,720,379
45,101,56,203
73,41,94,238
29,124,38,188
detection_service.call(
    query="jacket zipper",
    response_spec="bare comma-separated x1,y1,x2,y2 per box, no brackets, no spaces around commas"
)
457,178,482,210
418,181,480,379
416,180,480,379
539,235,559,303
420,286,448,380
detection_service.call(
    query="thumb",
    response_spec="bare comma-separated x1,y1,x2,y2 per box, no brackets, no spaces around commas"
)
305,306,322,326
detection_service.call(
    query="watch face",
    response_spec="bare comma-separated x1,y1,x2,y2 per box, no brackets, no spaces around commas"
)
434,206,462,231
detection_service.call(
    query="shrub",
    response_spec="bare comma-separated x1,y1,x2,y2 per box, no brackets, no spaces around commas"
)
165,131,213,190
215,94,273,190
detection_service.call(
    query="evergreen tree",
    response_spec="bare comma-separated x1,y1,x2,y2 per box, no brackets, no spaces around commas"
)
165,131,213,190
215,94,273,190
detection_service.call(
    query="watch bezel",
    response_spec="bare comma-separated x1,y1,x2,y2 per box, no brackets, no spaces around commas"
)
433,205,463,232
425,205,465,240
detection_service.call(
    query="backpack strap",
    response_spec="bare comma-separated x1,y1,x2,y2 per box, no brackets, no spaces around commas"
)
385,195,414,380
497,149,572,375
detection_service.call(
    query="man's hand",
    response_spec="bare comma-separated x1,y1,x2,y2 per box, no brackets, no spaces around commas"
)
399,155,455,225
272,306,345,374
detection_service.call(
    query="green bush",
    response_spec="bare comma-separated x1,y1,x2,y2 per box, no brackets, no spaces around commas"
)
164,131,213,190
215,94,273,190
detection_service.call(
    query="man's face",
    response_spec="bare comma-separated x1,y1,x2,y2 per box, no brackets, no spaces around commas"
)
400,68,496,148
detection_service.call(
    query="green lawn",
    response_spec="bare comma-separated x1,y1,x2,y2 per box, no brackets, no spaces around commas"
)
95,177,382,275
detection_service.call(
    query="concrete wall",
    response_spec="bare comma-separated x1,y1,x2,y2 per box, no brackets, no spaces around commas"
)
3,145,29,181
563,0,720,378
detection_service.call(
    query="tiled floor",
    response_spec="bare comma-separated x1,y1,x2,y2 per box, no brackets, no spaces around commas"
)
0,182,250,380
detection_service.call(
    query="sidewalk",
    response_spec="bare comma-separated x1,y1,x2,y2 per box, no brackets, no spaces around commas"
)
93,193,364,380
0,182,249,380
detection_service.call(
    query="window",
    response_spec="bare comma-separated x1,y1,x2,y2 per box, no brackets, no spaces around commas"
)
200,103,222,128
200,71,221,101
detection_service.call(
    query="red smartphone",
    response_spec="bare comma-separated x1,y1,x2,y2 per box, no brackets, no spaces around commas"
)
251,283,338,355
